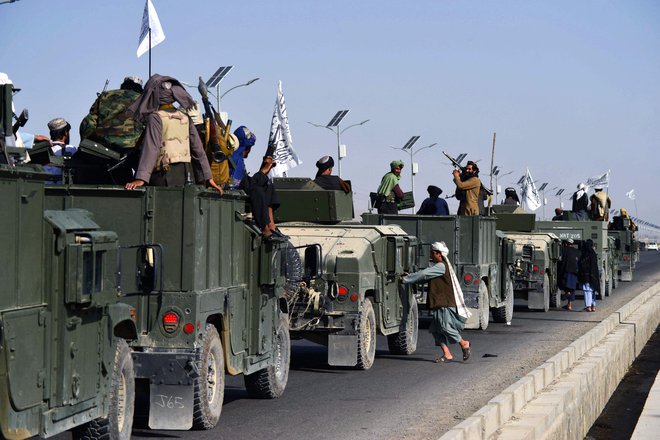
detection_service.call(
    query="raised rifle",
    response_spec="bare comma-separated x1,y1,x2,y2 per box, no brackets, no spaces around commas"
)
443,150,493,196
12,108,28,134
197,77,226,163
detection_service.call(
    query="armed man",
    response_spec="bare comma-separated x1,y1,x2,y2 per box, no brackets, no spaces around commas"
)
590,186,611,221
124,74,222,193
452,160,481,216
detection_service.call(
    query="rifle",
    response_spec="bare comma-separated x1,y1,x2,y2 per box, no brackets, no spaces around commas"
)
443,151,493,196
12,108,28,134
197,77,226,163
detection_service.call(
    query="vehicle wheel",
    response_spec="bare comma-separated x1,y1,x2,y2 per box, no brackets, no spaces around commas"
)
387,298,418,355
356,298,376,369
549,278,562,308
598,277,606,300
478,282,490,330
244,316,290,398
281,241,303,298
604,280,611,297
72,339,135,440
541,274,550,312
492,274,513,324
193,325,225,430
612,272,618,290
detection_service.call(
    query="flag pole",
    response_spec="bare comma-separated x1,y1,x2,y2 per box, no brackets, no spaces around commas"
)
148,28,152,78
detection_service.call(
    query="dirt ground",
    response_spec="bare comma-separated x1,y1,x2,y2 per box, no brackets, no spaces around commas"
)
586,326,660,440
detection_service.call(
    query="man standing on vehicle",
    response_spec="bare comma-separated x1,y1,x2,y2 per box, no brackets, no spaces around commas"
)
572,183,589,220
590,186,611,221
44,117,78,184
124,74,222,193
416,185,449,215
452,160,481,216
401,242,471,363
375,160,405,214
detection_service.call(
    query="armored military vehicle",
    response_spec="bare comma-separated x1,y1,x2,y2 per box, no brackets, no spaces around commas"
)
45,183,305,430
1,80,137,439
362,211,516,329
536,219,614,298
608,215,637,281
273,178,419,369
491,207,561,311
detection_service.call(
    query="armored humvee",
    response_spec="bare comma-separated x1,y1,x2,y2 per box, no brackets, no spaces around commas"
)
1,81,137,439
362,211,516,329
536,218,614,298
608,216,636,281
44,183,303,430
491,207,561,311
273,178,419,369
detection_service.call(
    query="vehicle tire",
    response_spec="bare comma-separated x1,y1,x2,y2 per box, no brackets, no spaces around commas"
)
356,298,377,370
539,274,550,312
492,274,513,324
281,241,303,298
604,280,611,297
387,298,419,355
72,339,135,440
244,316,290,398
192,325,225,430
598,277,606,300
549,276,562,308
478,282,490,330
612,272,618,290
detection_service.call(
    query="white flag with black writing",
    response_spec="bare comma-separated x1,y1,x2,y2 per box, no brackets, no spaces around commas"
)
268,80,301,178
586,170,610,189
521,168,542,211
626,189,635,200
137,0,166,58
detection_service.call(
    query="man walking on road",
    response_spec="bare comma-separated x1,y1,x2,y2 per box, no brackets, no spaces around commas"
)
401,242,472,362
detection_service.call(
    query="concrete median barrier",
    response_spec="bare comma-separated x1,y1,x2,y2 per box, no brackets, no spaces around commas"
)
440,282,660,440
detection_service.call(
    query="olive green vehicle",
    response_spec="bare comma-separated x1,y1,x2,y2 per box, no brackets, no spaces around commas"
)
362,211,516,329
608,216,637,281
1,83,137,439
273,178,419,369
536,219,615,298
44,183,302,430
491,207,562,311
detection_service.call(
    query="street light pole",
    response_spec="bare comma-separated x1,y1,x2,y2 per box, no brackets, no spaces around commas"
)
390,137,437,213
308,111,369,178
221,78,260,99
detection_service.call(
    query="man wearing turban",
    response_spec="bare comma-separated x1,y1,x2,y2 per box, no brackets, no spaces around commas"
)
313,155,350,193
401,241,472,362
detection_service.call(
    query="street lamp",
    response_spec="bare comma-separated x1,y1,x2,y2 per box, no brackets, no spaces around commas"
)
308,110,370,178
390,137,438,213
221,77,260,99
492,167,513,204
538,182,549,219
555,188,565,211
205,65,233,111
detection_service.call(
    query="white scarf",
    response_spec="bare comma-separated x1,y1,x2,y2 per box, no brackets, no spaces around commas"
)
437,243,472,319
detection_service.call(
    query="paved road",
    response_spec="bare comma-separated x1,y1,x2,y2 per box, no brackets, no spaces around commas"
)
53,252,660,440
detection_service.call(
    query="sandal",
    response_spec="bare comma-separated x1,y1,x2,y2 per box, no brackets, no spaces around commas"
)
462,343,471,362
435,356,452,363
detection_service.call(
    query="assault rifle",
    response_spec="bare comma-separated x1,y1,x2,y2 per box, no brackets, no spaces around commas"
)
12,108,28,134
197,77,227,163
443,151,493,196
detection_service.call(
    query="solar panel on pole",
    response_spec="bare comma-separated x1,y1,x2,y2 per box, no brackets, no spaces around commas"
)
539,182,548,191
206,66,233,88
327,110,349,127
456,153,467,164
402,136,420,150
556,189,565,196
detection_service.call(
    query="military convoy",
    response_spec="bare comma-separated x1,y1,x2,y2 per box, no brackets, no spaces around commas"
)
608,216,637,281
362,211,516,328
491,207,561,311
274,178,419,369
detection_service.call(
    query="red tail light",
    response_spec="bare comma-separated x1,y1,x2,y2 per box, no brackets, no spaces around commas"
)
183,323,195,334
337,286,348,301
623,255,629,261
350,294,358,302
463,274,473,285
532,265,539,272
163,312,179,333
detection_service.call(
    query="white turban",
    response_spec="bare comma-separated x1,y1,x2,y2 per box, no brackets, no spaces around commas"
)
431,241,449,257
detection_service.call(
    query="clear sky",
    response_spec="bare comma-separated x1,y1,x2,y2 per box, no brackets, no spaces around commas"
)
2,0,659,237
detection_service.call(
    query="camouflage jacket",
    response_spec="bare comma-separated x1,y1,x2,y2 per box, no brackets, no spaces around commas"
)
79,89,145,150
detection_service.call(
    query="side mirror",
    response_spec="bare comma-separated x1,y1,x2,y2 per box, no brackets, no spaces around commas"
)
304,244,322,279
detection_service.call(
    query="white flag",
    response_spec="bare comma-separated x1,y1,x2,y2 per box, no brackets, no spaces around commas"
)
586,170,610,189
268,81,301,178
521,168,541,211
137,0,166,58
626,189,635,200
